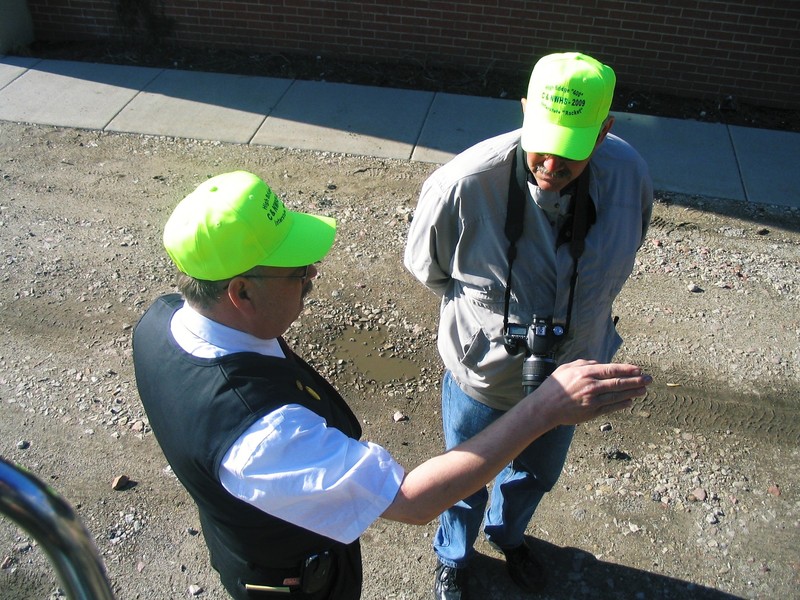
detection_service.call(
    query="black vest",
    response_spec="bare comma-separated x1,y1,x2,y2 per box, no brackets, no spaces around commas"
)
133,294,363,599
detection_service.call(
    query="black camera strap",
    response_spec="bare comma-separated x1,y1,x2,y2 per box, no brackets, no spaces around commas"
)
502,142,595,336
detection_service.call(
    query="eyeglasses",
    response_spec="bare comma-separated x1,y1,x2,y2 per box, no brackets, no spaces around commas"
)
241,265,310,281
217,265,312,292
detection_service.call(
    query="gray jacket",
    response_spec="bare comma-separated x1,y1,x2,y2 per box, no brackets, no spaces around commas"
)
404,129,653,410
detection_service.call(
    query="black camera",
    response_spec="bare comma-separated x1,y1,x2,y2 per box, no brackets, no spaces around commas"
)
503,316,565,395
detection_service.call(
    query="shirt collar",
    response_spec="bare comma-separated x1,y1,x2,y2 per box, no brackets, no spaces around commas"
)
170,301,285,359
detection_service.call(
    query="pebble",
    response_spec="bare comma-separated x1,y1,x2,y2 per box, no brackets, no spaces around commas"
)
689,487,707,502
111,474,129,490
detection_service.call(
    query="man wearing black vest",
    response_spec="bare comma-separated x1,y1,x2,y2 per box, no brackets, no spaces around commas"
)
133,170,651,599
404,52,654,599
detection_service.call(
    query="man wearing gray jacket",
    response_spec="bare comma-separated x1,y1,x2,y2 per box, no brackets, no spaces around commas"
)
404,52,653,600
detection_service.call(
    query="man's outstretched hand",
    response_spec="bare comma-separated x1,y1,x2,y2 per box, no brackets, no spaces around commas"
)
534,360,652,425
383,360,652,524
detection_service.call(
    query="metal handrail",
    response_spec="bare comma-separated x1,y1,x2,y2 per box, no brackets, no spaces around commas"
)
0,456,116,600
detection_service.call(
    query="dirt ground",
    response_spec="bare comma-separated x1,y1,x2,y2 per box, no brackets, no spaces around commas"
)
0,121,798,600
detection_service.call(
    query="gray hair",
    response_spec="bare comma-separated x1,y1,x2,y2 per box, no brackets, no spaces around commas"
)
176,272,229,311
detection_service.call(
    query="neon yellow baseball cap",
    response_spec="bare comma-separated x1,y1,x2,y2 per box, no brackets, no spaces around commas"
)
163,171,336,281
521,52,616,161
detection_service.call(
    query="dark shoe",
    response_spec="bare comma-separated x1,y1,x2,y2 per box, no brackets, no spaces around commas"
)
433,561,470,600
490,540,546,593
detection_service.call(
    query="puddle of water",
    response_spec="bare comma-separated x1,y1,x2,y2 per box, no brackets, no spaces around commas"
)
333,327,419,382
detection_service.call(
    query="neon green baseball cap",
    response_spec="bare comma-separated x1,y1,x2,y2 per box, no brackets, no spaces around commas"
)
163,171,336,281
521,52,616,161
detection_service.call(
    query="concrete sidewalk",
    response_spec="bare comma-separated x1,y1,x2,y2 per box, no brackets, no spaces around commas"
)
1,56,798,208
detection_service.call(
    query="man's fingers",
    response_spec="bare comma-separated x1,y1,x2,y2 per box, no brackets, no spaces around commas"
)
599,372,652,393
600,363,645,379
591,381,650,414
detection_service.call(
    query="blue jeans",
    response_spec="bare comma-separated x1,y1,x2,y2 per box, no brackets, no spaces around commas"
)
434,371,575,568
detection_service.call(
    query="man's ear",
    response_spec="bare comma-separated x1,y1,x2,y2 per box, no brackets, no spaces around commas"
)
225,278,254,313
521,97,527,114
600,115,615,139
593,115,614,150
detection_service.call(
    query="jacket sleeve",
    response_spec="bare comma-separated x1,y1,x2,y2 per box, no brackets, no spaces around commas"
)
404,174,459,297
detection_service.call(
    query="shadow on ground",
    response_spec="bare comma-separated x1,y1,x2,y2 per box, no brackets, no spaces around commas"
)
468,536,743,599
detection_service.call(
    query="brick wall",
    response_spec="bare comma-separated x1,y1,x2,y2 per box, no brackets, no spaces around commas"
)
24,0,800,111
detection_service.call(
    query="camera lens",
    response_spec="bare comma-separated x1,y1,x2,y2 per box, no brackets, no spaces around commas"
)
522,355,557,395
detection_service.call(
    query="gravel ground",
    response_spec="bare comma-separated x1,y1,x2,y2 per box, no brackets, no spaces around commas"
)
0,122,798,599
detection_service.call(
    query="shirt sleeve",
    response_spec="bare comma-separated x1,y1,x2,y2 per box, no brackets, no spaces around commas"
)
404,174,457,296
219,404,405,544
